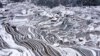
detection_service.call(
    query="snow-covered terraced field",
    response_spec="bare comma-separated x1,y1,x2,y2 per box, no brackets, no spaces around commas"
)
0,2,100,56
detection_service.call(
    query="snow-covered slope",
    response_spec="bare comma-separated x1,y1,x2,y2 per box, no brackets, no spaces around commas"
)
0,2,100,56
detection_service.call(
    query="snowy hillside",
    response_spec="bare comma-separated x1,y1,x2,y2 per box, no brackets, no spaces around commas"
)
0,2,100,56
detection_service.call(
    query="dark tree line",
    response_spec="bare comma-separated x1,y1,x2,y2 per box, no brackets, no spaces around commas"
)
77,0,100,6
37,0,100,8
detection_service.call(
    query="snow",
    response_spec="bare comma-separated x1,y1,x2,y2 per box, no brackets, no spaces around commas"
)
0,2,100,56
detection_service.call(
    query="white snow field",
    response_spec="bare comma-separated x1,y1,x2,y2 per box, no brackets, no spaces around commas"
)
0,2,100,56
